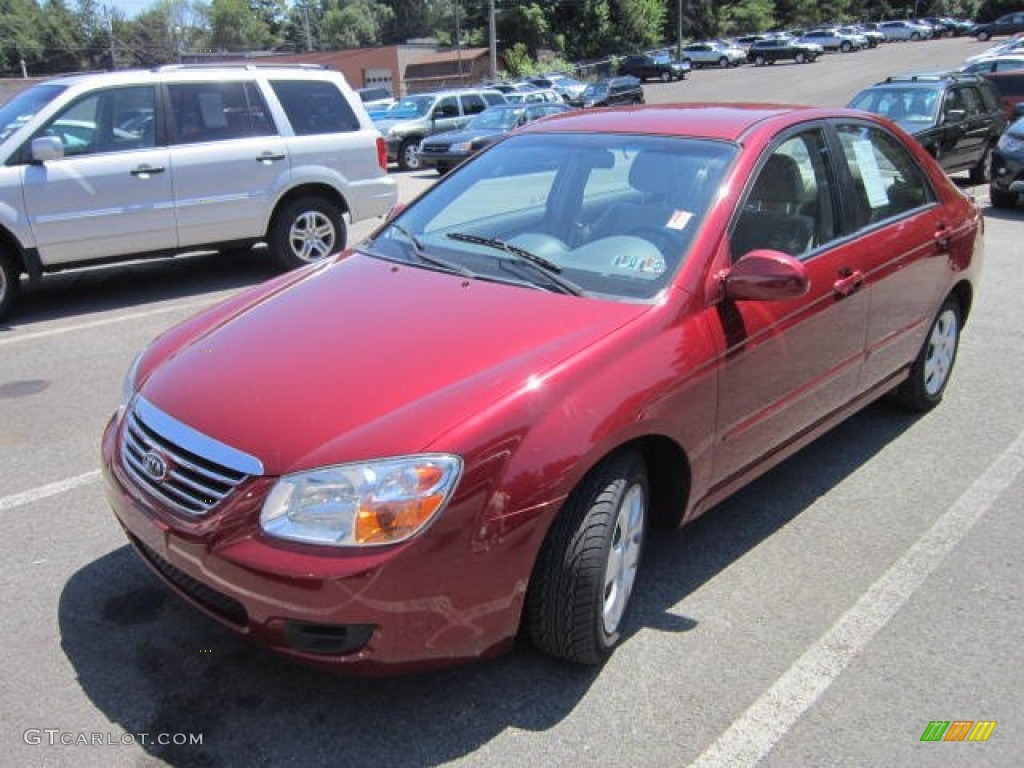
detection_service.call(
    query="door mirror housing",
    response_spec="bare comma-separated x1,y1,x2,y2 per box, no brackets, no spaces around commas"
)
31,136,64,163
944,107,967,124
724,249,810,301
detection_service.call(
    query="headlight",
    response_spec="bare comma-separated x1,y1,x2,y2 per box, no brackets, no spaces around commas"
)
998,133,1024,154
260,454,462,547
119,350,144,412
450,141,472,154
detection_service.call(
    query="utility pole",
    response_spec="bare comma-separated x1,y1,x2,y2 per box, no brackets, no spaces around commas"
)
455,1,462,82
302,3,313,52
677,0,683,61
488,0,497,81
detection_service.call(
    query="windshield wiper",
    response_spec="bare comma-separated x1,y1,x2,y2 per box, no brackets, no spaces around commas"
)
388,224,475,277
445,232,584,296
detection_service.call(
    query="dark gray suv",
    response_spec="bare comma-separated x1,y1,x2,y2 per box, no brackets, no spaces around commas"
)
848,71,1007,182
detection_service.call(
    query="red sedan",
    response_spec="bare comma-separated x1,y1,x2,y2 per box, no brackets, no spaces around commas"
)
102,104,983,674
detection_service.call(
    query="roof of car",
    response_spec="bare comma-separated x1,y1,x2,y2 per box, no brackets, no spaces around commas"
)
515,103,840,142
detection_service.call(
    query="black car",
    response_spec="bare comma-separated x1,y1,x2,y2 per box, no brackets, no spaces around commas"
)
972,12,1024,42
990,115,1024,207
618,53,690,82
417,103,572,174
848,71,1007,183
746,38,821,65
570,77,645,108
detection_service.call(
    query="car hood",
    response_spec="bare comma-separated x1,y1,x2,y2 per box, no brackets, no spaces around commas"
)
139,253,648,475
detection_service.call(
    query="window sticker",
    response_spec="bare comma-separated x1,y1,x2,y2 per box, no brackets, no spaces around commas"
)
612,253,666,274
666,210,693,230
850,138,890,208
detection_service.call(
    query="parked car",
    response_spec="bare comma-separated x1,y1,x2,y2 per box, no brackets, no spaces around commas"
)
799,28,864,52
680,41,746,68
503,88,564,105
0,64,397,321
104,103,982,674
747,37,822,65
961,54,1024,74
417,103,571,174
990,115,1024,207
374,88,506,170
972,12,1024,42
878,20,933,41
528,74,587,102
840,25,882,47
963,36,1024,65
984,69,1024,120
570,77,645,107
356,86,395,110
848,71,1006,182
618,53,691,82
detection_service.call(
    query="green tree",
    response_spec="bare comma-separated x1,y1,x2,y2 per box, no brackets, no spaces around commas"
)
321,0,391,49
207,0,276,50
722,0,776,34
612,0,665,51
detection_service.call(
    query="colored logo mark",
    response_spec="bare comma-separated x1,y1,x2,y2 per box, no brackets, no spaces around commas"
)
920,721,997,742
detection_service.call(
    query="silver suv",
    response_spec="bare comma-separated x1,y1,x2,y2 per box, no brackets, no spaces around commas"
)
0,64,397,320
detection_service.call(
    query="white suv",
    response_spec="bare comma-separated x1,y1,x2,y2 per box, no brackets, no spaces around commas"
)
0,64,397,320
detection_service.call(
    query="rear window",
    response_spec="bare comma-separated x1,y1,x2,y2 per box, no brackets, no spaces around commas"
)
271,80,360,135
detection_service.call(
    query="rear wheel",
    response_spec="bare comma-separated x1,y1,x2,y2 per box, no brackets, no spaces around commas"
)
525,450,648,665
269,196,346,270
841,41,852,52
718,56,729,68
795,51,806,64
893,296,961,411
0,249,19,322
911,31,922,41
977,31,991,42
660,70,671,82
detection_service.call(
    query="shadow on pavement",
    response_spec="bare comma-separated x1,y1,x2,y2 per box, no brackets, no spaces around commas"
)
59,400,918,767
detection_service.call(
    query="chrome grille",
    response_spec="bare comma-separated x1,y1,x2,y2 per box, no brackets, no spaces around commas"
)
120,396,263,516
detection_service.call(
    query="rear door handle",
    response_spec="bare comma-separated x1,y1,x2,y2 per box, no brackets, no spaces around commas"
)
130,165,165,177
833,268,864,297
257,152,286,164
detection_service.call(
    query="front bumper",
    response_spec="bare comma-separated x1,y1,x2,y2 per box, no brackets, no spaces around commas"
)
991,149,1024,193
100,414,531,674
417,149,473,170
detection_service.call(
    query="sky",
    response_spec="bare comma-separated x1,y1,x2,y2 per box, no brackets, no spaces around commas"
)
109,0,158,19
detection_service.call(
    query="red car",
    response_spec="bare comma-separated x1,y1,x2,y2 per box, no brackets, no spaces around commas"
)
102,105,983,674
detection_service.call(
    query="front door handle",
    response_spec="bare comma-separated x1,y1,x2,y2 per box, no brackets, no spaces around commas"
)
934,222,951,253
257,152,286,164
130,165,165,177
833,267,864,297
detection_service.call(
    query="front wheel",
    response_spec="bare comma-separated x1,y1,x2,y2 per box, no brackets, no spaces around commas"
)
892,296,961,411
269,196,346,270
0,249,20,322
660,70,671,82
990,186,1017,208
911,31,922,41
525,450,648,665
398,138,422,171
754,54,766,66
841,41,852,52
718,56,729,68
795,52,806,64
977,31,991,42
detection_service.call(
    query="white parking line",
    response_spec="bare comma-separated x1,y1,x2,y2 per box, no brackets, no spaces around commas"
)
0,298,218,348
0,470,102,512
688,429,1024,768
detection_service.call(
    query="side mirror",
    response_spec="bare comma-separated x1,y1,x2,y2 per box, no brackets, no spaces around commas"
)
31,136,64,163
723,250,810,302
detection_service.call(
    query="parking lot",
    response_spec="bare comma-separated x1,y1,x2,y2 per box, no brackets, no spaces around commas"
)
2,36,1022,767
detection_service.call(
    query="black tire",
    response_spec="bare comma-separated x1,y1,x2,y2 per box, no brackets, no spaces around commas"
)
660,70,671,82
435,163,449,176
268,196,346,270
911,31,921,41
795,52,806,64
525,450,648,665
893,296,961,411
718,56,729,68
398,138,421,171
990,186,1017,209
968,145,992,185
0,249,19,323
977,31,990,42
841,41,852,52
754,54,766,66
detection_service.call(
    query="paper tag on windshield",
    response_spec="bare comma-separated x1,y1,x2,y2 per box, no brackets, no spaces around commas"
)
667,210,693,230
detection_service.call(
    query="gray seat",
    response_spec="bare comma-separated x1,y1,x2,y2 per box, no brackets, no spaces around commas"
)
731,153,815,259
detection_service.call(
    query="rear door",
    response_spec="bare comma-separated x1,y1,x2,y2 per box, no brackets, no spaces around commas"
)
167,80,287,248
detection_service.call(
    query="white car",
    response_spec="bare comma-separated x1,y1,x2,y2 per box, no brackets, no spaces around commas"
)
963,37,1024,65
961,54,1024,74
680,41,747,68
0,65,397,320
878,20,933,41
798,28,864,52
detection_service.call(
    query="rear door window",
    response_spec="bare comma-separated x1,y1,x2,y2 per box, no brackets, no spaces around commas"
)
269,80,359,135
169,82,274,143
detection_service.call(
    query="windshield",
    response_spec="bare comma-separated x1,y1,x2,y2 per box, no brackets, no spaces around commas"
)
381,96,433,119
849,88,940,125
582,83,608,98
364,132,736,301
0,84,67,142
469,108,522,130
